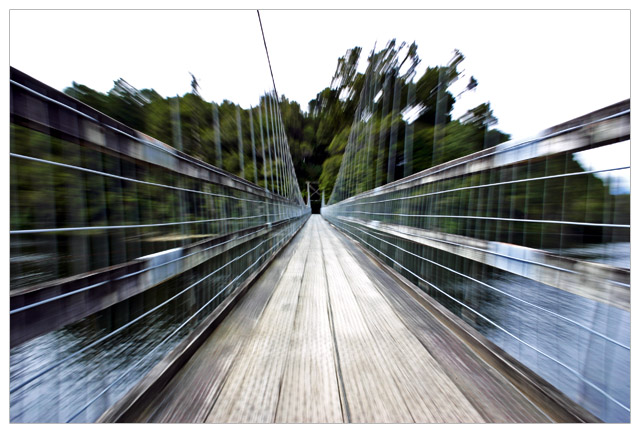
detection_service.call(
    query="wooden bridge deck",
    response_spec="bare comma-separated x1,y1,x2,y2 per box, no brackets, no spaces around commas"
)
123,215,573,423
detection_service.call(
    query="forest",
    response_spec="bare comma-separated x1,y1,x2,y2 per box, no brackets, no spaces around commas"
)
60,41,508,203
56,39,628,238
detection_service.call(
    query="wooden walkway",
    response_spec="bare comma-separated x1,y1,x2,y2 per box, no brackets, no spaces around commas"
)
126,215,560,423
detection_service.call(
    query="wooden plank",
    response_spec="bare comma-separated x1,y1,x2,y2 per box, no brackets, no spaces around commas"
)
327,218,596,422
335,229,550,422
274,217,344,422
324,220,549,422
204,220,313,422
318,219,415,422
129,220,310,422
319,219,484,423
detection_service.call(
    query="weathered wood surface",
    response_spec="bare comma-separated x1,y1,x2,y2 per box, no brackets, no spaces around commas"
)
127,215,581,423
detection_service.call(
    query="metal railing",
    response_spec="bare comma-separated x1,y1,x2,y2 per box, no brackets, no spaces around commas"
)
322,100,630,422
10,67,310,422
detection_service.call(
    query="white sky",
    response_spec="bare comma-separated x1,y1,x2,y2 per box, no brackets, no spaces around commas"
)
9,8,630,141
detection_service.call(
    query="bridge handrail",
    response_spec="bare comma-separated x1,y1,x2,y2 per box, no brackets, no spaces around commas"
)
322,100,630,421
10,66,310,423
326,99,629,206
333,219,629,415
10,67,300,205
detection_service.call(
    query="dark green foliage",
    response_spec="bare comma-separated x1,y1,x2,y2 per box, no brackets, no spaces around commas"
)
58,42,626,228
